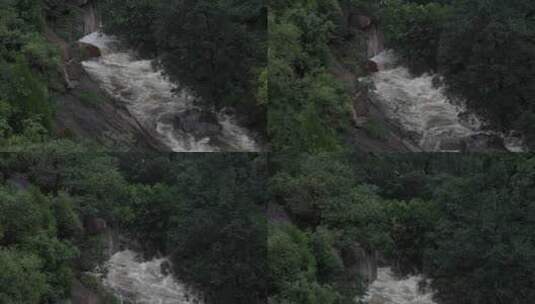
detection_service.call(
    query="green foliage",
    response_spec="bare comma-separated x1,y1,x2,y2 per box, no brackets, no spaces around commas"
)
18,234,78,301
268,223,340,304
268,2,350,152
424,158,535,304
0,185,79,302
270,154,535,303
380,0,452,72
0,188,55,246
438,0,535,136
311,227,344,282
0,59,53,133
0,0,81,146
52,193,83,239
0,248,47,303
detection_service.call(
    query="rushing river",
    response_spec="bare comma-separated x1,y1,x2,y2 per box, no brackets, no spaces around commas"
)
368,50,525,152
103,250,203,304
79,32,260,152
361,268,436,304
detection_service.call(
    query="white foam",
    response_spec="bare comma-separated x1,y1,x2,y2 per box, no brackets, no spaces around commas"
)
360,268,436,304
103,250,204,304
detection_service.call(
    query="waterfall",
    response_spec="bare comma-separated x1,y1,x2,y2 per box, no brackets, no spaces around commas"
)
367,25,385,58
366,50,525,152
360,268,436,304
81,1,99,35
79,32,260,152
103,250,203,304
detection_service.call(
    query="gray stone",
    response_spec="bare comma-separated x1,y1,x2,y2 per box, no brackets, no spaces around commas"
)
173,109,223,139
342,242,378,285
465,133,507,152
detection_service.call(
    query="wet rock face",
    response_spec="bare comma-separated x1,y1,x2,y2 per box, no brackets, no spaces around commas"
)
354,15,373,30
342,242,378,285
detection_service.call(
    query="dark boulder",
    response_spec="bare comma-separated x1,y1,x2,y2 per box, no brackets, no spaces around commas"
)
465,133,507,152
161,260,172,276
173,109,222,139
78,42,101,60
365,59,379,73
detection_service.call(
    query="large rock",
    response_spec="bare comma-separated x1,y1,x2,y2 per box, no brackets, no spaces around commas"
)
365,59,379,73
342,242,378,285
465,133,507,152
78,42,101,60
173,109,223,139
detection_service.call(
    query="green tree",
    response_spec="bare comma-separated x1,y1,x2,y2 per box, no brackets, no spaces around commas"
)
0,249,47,303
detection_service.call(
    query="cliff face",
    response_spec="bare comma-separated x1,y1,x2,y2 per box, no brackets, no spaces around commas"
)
342,242,378,286
81,0,100,35
43,1,165,151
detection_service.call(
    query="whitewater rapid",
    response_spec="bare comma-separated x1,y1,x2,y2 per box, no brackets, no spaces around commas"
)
103,250,203,304
79,32,259,152
361,268,436,304
368,50,524,152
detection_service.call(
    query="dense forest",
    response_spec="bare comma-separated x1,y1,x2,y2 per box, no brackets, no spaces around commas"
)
2,1,535,303
0,152,267,303
268,0,535,151
269,153,535,304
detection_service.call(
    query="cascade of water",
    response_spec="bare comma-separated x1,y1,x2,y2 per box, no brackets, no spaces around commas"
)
360,268,436,304
79,32,260,152
367,50,525,152
103,250,203,304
